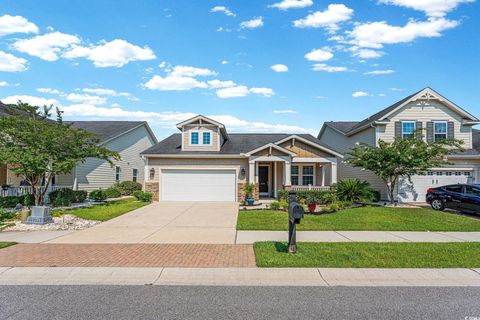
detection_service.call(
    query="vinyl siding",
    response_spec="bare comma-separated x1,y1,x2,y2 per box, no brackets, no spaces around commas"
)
76,125,155,192
182,125,220,152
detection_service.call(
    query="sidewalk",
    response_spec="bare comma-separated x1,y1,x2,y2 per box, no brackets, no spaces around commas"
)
235,231,480,244
1,267,479,286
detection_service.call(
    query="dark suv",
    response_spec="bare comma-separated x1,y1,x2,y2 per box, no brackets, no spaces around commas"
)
426,184,480,214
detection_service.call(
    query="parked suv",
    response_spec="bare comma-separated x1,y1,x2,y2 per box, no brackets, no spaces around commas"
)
426,184,480,214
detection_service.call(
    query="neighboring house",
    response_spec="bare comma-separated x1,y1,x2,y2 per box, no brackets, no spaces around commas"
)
141,115,343,202
0,102,157,194
317,87,480,202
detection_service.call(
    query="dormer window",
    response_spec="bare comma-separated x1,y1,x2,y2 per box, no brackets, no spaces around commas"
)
202,132,211,145
191,132,199,145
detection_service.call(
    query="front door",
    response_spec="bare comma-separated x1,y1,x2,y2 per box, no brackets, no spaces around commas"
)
258,166,269,195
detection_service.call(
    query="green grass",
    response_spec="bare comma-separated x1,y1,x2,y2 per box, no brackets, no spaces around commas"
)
60,198,149,221
254,242,480,268
237,206,480,231
0,242,16,249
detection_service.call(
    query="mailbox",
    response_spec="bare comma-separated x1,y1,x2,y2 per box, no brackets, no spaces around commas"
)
288,201,304,224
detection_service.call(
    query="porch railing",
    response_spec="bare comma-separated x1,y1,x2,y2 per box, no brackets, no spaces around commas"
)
1,185,73,197
291,185,331,191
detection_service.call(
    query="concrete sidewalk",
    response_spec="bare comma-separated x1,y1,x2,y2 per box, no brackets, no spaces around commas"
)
1,267,479,286
0,231,74,243
235,231,480,244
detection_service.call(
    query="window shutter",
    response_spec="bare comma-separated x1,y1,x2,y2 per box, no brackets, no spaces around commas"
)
447,122,454,140
426,122,434,143
415,121,423,140
394,122,402,138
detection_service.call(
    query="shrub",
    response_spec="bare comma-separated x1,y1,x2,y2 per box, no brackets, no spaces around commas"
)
295,190,335,205
105,186,122,199
49,188,76,207
73,190,88,203
279,200,289,210
89,189,107,201
336,179,374,202
133,190,153,202
371,190,381,202
117,181,142,196
277,189,289,202
242,183,255,199
269,201,280,210
0,194,35,208
0,210,17,222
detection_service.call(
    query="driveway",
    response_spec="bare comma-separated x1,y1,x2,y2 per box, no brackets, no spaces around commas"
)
48,202,239,244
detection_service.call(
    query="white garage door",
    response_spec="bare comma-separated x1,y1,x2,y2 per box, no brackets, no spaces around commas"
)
161,169,236,202
398,170,473,202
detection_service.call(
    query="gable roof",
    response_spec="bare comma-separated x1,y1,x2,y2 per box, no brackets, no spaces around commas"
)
141,133,341,157
176,115,229,140
69,121,157,144
319,87,479,138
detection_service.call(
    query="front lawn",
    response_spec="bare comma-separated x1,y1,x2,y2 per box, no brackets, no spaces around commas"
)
0,242,16,249
237,206,480,231
59,198,149,221
254,242,480,268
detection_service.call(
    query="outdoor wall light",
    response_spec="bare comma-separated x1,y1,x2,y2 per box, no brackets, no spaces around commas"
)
240,167,246,177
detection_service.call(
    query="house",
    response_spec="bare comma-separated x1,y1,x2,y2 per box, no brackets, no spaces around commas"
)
141,115,343,202
317,87,480,202
1,102,157,194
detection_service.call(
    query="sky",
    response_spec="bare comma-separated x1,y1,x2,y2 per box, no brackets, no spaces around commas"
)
0,0,479,140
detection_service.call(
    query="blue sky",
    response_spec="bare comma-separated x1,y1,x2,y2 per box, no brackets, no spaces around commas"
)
0,0,479,139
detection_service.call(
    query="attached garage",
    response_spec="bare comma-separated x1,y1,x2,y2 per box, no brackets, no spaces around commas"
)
160,169,237,202
398,169,473,202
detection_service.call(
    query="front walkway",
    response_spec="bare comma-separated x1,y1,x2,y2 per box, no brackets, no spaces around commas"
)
46,201,239,244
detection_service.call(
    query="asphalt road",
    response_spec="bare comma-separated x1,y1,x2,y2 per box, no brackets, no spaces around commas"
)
1,285,479,319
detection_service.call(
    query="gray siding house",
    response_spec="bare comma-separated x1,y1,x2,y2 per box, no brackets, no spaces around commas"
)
317,87,480,202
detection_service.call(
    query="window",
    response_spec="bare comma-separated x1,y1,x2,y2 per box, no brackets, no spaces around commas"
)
465,185,480,196
436,171,443,176
291,166,299,186
302,166,314,185
202,132,211,145
427,171,434,176
132,169,138,183
446,171,452,176
115,166,121,182
455,171,462,176
402,121,415,139
445,185,463,193
434,122,447,141
464,171,471,176
191,132,199,145
149,168,155,180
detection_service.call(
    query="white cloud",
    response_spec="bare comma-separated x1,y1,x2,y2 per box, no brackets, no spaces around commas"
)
312,63,349,72
216,85,250,98
0,81,8,87
0,14,39,37
391,87,405,91
63,39,156,67
269,0,313,10
169,65,218,77
349,47,384,59
37,88,62,94
144,75,207,91
315,95,328,99
12,32,80,61
250,87,275,97
364,69,395,75
210,6,236,17
293,4,354,32
378,0,474,17
347,17,458,49
304,48,333,62
273,109,297,114
1,95,59,106
271,64,288,72
65,93,107,105
221,60,229,65
207,79,236,88
240,17,264,29
352,91,369,97
212,114,314,134
0,51,28,72
80,88,135,100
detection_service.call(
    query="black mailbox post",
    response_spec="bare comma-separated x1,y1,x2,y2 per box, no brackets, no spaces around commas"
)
288,191,304,253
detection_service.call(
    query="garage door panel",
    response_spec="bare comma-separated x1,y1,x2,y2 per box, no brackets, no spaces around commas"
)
161,169,236,202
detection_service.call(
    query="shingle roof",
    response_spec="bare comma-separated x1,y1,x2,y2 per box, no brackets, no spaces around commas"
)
141,133,339,156
69,121,146,142
324,121,360,134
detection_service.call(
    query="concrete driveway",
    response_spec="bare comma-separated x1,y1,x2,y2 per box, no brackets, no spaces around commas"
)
48,202,239,244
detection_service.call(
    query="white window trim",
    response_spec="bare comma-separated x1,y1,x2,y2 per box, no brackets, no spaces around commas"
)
132,168,138,182
115,166,121,182
433,121,448,142
189,130,213,146
291,164,316,186
401,121,415,139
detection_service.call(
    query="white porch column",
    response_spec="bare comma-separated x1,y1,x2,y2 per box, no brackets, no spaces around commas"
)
321,165,325,186
248,161,255,184
273,161,277,198
330,159,337,184
255,162,259,183
284,161,291,186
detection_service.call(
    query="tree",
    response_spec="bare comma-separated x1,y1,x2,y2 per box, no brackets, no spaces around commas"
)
0,102,120,206
345,133,463,203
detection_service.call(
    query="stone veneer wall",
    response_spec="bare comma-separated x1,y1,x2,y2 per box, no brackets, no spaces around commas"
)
237,183,259,203
145,182,159,201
